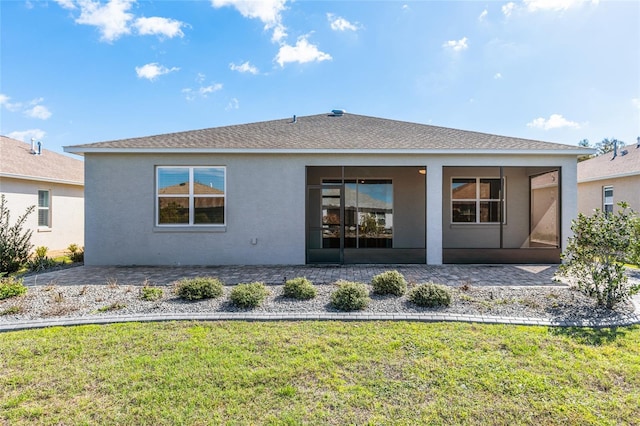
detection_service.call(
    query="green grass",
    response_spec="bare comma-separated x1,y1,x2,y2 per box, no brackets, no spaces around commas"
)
1,322,639,425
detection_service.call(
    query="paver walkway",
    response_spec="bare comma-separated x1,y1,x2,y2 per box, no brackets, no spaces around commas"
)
3,264,638,332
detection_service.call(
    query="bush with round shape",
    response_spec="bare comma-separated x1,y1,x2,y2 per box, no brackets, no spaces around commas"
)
230,282,269,308
371,270,407,296
283,277,317,300
175,277,223,300
0,275,27,300
330,280,370,311
408,283,452,308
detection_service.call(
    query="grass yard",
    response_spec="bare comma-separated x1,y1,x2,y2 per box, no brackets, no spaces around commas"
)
1,321,639,425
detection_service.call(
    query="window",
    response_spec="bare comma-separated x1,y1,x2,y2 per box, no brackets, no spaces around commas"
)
156,167,225,226
38,190,50,227
603,186,613,214
451,177,505,223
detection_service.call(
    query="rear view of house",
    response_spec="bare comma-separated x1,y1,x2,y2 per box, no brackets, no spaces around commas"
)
65,112,591,266
577,138,640,215
1,136,84,252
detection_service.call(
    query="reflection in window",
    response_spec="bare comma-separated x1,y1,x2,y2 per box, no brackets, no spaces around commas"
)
157,167,225,226
452,177,504,223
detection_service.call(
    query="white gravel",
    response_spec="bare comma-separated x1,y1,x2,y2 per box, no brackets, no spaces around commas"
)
1,280,637,323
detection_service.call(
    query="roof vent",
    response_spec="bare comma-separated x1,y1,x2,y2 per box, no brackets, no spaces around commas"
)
637,136,639,148
330,109,345,117
291,115,297,123
621,149,628,156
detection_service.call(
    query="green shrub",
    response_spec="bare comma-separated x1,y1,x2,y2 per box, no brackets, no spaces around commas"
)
175,277,224,300
67,244,85,263
28,246,59,272
140,286,163,301
330,280,370,311
0,195,34,274
0,275,28,300
230,282,269,308
283,277,317,300
629,216,640,267
97,302,127,312
371,270,407,296
408,283,452,308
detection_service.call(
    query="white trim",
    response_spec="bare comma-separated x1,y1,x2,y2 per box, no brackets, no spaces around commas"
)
450,177,506,224
65,147,593,156
0,172,83,186
37,189,52,229
578,171,640,183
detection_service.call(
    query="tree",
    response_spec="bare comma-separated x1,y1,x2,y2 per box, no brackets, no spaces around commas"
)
0,195,35,274
559,202,639,308
577,139,593,162
595,138,622,156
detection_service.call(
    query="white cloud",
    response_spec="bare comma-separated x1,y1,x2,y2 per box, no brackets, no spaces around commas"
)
25,105,52,120
55,0,76,9
226,98,239,110
524,0,598,12
494,72,503,79
478,9,488,21
182,83,223,100
0,94,22,112
134,17,185,38
527,114,580,130
275,36,332,67
230,61,259,74
327,13,360,32
75,0,135,42
502,2,516,17
199,84,223,96
442,37,468,52
135,63,180,81
211,0,287,42
8,129,46,142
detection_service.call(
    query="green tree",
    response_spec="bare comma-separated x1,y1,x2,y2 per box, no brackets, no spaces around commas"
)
559,202,639,308
595,138,622,156
0,195,35,274
577,139,594,162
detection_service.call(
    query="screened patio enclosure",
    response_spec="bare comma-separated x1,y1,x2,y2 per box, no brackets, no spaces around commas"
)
442,166,562,264
306,166,426,264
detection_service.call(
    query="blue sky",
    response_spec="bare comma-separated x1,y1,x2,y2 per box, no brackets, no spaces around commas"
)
1,0,638,156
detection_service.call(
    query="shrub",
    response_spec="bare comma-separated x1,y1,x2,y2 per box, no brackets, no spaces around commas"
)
408,283,452,308
230,282,269,308
283,277,317,300
330,280,370,311
140,286,163,301
67,244,85,263
0,275,28,300
371,270,407,296
0,195,34,274
175,277,224,300
629,216,640,267
28,246,59,272
559,202,639,308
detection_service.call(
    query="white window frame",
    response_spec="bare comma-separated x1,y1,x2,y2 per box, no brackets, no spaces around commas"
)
156,166,226,227
37,189,51,228
603,186,613,214
451,177,506,224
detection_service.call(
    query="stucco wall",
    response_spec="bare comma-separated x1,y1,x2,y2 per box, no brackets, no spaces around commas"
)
83,153,580,265
578,176,640,215
0,177,84,252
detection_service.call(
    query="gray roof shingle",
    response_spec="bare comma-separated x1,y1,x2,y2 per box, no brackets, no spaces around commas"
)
65,113,585,153
1,136,84,185
578,144,640,182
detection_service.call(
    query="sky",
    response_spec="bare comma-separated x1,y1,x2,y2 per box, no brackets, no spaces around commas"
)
1,0,639,156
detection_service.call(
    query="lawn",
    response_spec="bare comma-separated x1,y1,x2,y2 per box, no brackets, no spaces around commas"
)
1,321,639,425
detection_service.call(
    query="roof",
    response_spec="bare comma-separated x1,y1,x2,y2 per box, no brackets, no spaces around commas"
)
577,145,640,183
0,136,84,185
64,113,590,156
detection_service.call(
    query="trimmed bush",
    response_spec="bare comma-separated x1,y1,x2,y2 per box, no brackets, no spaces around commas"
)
330,280,370,311
408,283,451,308
371,270,407,296
0,275,27,300
230,282,269,308
283,277,317,300
140,286,163,301
175,277,224,300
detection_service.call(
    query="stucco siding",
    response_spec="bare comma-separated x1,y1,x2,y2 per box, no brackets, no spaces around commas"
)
578,175,640,215
0,177,84,251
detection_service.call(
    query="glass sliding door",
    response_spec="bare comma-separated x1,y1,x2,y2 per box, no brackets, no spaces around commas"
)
306,184,343,263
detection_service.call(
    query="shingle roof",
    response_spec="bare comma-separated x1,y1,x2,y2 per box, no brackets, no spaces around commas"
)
577,144,640,182
0,136,84,185
65,113,586,154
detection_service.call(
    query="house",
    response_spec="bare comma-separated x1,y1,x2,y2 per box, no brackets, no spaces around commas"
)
64,112,591,266
577,138,640,215
1,135,84,253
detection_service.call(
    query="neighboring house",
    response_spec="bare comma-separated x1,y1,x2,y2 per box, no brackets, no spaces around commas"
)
0,136,84,253
65,112,591,266
577,138,640,215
